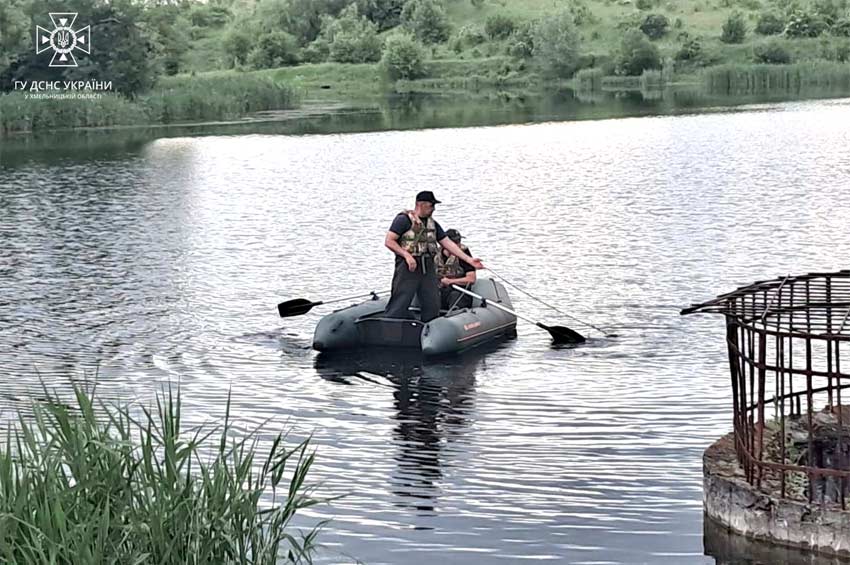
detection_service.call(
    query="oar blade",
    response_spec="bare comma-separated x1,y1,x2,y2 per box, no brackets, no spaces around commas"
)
547,325,586,344
277,298,317,318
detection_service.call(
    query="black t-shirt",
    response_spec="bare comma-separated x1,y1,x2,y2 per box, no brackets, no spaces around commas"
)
389,213,446,266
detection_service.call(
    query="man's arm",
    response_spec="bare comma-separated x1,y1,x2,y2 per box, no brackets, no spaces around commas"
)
440,270,477,288
439,238,484,270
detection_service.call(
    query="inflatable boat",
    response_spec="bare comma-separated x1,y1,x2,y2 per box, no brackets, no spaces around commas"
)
312,278,517,356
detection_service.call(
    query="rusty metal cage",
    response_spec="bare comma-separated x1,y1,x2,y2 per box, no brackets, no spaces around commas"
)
683,271,850,508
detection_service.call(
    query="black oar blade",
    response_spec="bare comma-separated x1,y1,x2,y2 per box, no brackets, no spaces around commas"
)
546,325,586,344
277,298,317,318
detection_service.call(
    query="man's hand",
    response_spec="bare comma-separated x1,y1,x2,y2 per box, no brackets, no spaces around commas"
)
406,255,418,272
440,277,451,287
468,258,485,270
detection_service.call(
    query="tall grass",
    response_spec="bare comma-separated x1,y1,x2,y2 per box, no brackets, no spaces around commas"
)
703,62,850,93
575,68,604,91
0,93,147,134
142,74,295,124
0,383,322,564
1,74,296,134
639,69,664,91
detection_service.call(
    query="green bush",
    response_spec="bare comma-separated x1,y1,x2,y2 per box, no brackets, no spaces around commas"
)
636,0,654,10
381,33,427,79
401,0,451,44
812,0,845,25
532,10,582,77
838,41,850,61
640,13,670,39
819,37,850,60
784,10,829,38
755,12,785,35
721,11,748,43
247,31,299,69
676,37,703,61
300,40,330,63
0,383,321,563
485,14,516,39
832,18,850,37
753,40,792,63
616,29,662,75
507,22,535,58
321,5,383,63
456,24,487,46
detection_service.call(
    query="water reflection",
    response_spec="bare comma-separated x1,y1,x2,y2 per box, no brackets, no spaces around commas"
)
4,94,850,564
4,85,850,170
316,349,486,518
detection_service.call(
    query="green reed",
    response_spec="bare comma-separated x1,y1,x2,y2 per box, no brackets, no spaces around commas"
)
575,68,604,91
703,62,850,93
0,382,321,564
0,74,296,134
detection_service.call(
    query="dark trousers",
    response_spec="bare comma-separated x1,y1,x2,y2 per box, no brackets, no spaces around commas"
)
441,286,472,310
384,257,440,322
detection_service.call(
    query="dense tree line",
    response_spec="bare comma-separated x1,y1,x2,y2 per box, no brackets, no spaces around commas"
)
4,0,849,97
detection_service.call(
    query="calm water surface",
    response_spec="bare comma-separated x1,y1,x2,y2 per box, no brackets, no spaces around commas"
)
2,93,850,564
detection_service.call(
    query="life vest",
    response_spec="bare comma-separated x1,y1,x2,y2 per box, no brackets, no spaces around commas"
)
398,214,439,257
436,244,469,278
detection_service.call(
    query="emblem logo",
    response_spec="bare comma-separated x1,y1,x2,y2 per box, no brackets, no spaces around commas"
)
36,13,91,68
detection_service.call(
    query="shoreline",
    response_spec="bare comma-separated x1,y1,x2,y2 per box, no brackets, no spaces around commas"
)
3,62,850,139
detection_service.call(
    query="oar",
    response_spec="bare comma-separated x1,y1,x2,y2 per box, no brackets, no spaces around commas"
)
485,266,618,338
451,285,585,344
277,290,389,318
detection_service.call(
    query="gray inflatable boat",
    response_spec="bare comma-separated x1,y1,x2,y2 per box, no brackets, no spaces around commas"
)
312,278,517,356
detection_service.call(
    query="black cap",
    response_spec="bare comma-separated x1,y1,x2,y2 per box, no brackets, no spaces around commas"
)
445,229,462,242
415,190,441,204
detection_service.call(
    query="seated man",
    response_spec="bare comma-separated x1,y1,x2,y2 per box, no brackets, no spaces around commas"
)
436,229,477,310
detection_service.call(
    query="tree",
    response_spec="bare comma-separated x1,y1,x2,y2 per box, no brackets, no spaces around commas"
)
254,0,349,45
784,10,829,38
0,0,29,71
532,11,581,77
381,33,426,79
321,5,382,63
755,12,785,35
401,0,451,44
721,11,747,43
143,6,191,76
21,0,157,96
615,29,661,75
356,0,406,31
247,30,299,69
223,23,255,67
485,14,516,40
640,14,670,39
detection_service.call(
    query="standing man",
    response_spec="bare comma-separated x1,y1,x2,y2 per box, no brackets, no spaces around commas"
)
384,192,484,322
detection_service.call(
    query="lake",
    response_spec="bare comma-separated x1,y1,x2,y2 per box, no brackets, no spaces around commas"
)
2,89,850,564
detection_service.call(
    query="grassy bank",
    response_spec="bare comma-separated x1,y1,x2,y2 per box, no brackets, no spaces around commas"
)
1,74,295,135
0,383,320,563
4,0,850,134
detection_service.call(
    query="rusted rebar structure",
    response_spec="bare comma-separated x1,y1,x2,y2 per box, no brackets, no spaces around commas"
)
683,271,850,509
